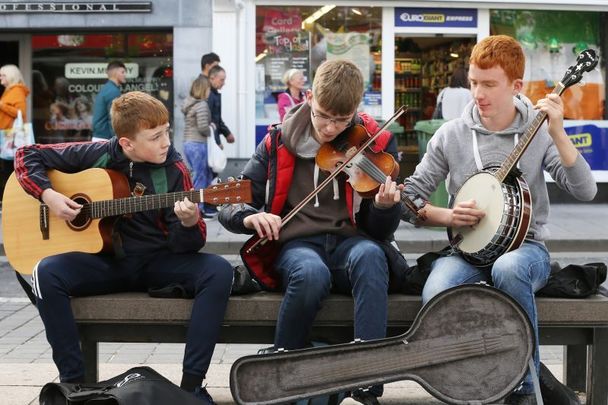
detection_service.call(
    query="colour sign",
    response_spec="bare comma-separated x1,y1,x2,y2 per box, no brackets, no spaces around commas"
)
395,8,477,28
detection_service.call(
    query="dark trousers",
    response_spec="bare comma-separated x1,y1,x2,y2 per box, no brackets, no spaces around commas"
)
32,251,233,382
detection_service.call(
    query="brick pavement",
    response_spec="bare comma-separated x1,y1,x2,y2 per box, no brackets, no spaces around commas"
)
0,203,606,403
0,294,581,405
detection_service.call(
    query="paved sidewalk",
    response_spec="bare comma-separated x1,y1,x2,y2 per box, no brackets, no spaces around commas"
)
0,204,606,403
201,203,608,255
0,299,571,405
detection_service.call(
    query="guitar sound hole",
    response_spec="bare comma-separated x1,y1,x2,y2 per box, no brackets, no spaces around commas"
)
68,196,91,230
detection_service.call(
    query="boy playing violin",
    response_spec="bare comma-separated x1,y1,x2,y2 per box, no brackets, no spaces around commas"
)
15,92,233,404
219,60,402,404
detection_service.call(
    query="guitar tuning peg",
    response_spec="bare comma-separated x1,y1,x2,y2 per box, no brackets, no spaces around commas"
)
227,176,236,182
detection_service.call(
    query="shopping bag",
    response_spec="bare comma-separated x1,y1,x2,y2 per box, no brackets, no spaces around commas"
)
0,110,34,160
207,126,227,173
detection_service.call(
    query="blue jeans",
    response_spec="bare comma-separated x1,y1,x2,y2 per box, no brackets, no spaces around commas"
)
275,234,389,397
422,241,551,394
274,234,389,349
183,141,215,213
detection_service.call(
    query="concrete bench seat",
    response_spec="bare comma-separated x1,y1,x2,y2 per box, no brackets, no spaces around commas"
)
72,292,608,405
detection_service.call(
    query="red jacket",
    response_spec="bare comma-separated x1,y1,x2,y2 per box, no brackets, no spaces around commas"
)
221,112,401,290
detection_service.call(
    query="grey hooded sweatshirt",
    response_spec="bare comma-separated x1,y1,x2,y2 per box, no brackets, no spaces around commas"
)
404,94,597,241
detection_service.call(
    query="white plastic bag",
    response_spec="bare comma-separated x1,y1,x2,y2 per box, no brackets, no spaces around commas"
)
1,110,35,160
207,126,227,173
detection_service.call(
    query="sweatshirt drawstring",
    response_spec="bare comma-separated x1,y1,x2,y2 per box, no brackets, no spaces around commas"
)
313,164,320,207
313,163,340,207
332,178,339,200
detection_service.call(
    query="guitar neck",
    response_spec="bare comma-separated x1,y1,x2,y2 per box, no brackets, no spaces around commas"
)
495,82,565,182
86,190,203,218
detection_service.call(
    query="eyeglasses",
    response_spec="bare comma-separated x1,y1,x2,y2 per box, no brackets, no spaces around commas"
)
311,109,353,129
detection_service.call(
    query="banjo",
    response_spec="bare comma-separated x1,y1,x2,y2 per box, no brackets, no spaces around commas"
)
448,49,599,266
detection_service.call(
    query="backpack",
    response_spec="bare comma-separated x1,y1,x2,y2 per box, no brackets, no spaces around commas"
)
537,262,607,298
39,366,202,405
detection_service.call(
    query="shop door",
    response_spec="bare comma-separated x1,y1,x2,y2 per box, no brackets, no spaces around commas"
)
0,41,19,94
394,35,475,182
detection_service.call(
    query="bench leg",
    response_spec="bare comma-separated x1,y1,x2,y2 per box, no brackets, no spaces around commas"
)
588,327,608,405
81,334,99,383
564,345,587,392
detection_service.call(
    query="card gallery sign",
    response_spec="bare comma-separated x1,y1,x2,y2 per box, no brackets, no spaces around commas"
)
0,2,152,13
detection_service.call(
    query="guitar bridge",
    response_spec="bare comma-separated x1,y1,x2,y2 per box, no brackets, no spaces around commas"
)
40,204,50,240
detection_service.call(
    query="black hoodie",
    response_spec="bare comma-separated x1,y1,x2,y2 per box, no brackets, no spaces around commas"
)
14,138,206,257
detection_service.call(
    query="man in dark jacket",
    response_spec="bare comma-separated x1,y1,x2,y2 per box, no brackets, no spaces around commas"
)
200,52,220,77
92,60,126,141
219,60,402,405
207,65,236,147
15,92,232,405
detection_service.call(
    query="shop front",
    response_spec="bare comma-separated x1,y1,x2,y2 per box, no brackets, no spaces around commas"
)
0,0,213,198
31,32,173,144
0,0,213,148
217,0,607,189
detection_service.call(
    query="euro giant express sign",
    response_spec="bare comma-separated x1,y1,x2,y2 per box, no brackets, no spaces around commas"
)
395,8,477,28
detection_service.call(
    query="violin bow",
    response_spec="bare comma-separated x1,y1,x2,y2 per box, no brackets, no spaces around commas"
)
247,105,408,253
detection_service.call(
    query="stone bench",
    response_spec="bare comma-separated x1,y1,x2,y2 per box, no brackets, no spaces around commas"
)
72,292,608,405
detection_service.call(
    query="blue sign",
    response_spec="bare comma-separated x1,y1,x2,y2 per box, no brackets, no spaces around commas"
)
564,124,608,170
363,91,382,106
395,8,477,28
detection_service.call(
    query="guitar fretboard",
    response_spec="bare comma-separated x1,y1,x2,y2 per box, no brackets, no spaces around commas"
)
495,82,565,182
84,190,203,218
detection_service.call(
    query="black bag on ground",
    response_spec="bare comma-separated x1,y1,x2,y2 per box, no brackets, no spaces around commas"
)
539,361,581,405
537,262,607,298
39,366,201,405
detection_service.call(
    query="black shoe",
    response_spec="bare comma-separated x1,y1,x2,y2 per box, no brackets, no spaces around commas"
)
349,389,380,405
193,386,217,405
539,362,581,405
504,392,537,405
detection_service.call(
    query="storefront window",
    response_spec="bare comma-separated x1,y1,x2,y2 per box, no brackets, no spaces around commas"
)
255,6,381,143
491,10,603,120
32,32,173,143
491,10,607,172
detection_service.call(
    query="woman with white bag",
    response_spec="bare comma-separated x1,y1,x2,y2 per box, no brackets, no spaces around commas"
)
181,75,221,218
0,64,30,202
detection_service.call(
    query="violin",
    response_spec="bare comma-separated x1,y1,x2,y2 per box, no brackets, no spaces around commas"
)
316,123,400,198
243,106,415,259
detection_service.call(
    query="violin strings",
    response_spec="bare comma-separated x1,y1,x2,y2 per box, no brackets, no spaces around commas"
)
357,156,389,184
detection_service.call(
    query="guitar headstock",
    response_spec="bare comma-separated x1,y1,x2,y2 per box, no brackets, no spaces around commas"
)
561,49,599,89
204,179,253,205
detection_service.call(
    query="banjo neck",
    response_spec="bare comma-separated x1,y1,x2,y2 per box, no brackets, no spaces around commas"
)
494,82,566,183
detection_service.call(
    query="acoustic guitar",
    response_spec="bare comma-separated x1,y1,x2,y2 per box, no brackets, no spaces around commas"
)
448,49,598,266
2,169,252,275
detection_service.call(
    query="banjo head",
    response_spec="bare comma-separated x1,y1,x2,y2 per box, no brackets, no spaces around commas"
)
451,172,506,254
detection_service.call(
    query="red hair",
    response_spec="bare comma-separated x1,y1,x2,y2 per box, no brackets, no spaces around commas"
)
469,35,525,82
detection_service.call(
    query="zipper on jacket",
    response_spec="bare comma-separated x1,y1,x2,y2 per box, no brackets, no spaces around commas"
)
129,161,133,178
